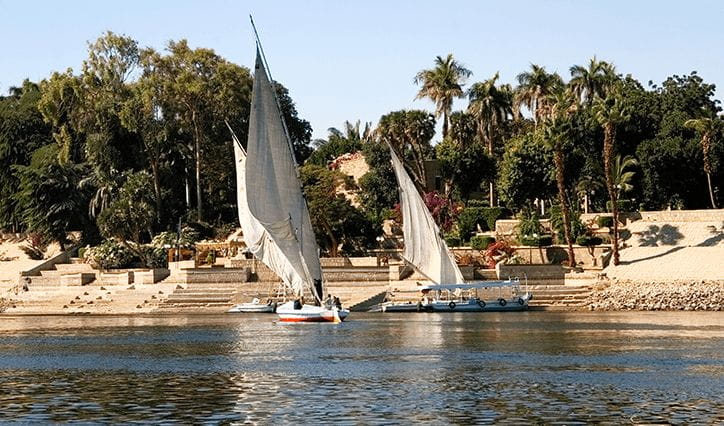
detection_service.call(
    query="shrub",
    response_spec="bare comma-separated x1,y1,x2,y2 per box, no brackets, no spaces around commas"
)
549,203,585,243
457,207,507,243
515,207,543,240
467,199,488,207
84,240,134,269
151,227,200,249
140,246,168,269
445,235,461,248
470,235,495,250
520,234,553,247
576,235,603,246
20,233,47,260
597,216,614,229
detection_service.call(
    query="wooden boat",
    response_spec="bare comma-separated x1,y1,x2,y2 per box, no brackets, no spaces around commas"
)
229,20,349,322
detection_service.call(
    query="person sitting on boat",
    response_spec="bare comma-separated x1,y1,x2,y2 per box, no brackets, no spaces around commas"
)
333,296,342,310
324,294,333,309
293,299,302,310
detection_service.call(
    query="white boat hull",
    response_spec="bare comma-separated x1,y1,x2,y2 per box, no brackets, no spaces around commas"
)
227,301,276,313
429,295,531,312
276,301,349,322
380,302,428,312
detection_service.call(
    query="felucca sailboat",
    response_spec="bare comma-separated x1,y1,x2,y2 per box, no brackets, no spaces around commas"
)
387,146,531,312
235,27,348,322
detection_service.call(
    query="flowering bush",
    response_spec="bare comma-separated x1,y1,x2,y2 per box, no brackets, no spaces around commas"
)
151,227,200,249
422,191,462,233
484,241,519,269
84,240,134,269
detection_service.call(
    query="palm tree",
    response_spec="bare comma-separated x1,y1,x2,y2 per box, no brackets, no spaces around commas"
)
514,64,563,124
684,116,720,208
414,54,472,139
543,90,578,267
569,57,617,105
593,88,630,266
612,154,638,197
467,72,514,205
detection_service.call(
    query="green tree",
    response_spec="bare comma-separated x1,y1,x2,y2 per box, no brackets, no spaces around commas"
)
376,110,436,191
300,164,377,256
435,136,494,202
307,121,370,166
612,154,638,196
13,144,86,249
414,54,472,139
514,64,563,124
358,140,398,222
498,133,556,209
542,91,578,266
467,73,514,205
593,87,630,266
0,81,51,231
141,40,252,222
684,116,720,208
97,171,156,262
569,57,617,105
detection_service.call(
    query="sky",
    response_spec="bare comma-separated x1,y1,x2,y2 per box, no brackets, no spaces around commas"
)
1,0,723,140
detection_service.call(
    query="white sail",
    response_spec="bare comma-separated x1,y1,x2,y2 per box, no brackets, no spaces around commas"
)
389,147,465,284
232,134,303,293
244,51,323,300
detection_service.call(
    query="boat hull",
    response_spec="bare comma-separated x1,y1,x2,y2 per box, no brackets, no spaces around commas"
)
429,296,530,312
380,302,430,312
228,303,276,313
276,301,349,322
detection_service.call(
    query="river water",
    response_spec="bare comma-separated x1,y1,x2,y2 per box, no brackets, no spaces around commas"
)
0,312,721,424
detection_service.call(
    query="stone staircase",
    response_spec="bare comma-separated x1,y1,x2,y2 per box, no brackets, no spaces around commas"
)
526,284,592,308
27,261,97,288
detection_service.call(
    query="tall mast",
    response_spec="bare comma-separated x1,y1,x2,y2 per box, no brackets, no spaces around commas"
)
249,15,300,168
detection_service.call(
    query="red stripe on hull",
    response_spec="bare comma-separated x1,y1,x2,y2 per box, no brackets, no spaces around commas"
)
279,316,336,323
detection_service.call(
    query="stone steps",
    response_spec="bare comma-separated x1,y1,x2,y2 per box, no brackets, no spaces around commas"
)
164,295,233,303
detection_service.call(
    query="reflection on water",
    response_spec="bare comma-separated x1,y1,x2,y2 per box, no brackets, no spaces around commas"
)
0,312,722,423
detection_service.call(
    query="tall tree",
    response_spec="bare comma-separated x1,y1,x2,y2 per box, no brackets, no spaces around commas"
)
467,72,514,205
514,64,563,124
142,40,252,222
593,87,630,266
543,91,578,266
569,57,617,105
414,54,472,139
376,110,436,191
684,116,720,208
0,81,51,231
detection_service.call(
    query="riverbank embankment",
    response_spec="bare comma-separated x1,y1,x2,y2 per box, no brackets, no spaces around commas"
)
588,279,724,311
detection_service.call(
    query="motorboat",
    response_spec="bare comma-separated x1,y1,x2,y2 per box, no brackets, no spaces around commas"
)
227,298,276,313
422,279,532,312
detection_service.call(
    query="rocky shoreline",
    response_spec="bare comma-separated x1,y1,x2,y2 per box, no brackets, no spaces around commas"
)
587,279,724,311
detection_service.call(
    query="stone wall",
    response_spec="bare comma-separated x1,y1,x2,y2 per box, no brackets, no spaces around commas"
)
587,279,724,311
